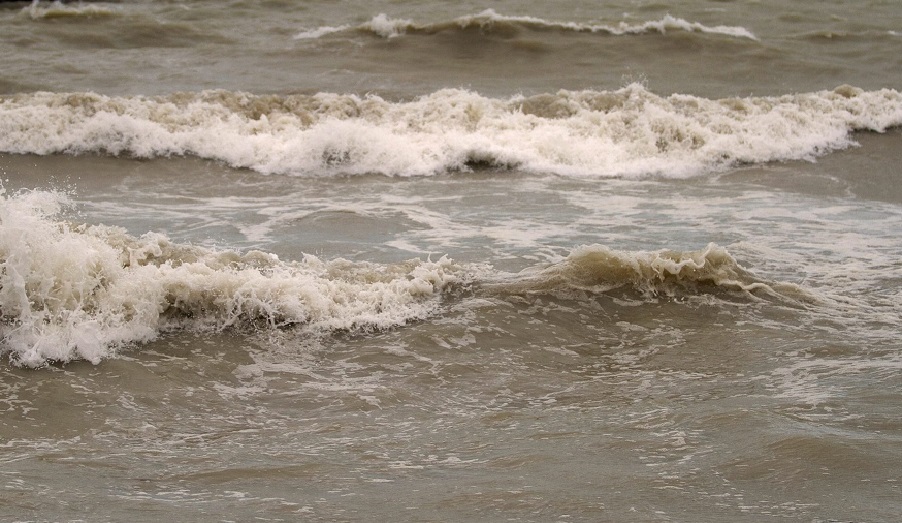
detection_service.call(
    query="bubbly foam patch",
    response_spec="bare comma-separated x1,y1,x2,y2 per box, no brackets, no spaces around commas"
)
0,189,460,367
1,85,899,178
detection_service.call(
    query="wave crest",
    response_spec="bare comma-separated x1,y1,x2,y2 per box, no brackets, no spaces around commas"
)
294,10,757,41
489,243,814,303
0,189,460,367
21,0,120,20
0,190,823,367
2,85,900,178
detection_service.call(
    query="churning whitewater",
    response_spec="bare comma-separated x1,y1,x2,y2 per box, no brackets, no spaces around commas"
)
2,1,901,521
1,85,900,178
0,188,808,368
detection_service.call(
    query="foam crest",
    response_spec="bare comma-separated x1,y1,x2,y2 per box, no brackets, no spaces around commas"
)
0,190,460,367
295,10,757,40
451,10,758,40
488,243,814,303
293,24,351,40
22,0,119,20
616,14,757,40
361,12,414,39
1,85,900,178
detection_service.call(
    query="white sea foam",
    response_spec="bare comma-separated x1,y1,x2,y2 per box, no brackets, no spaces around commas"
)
293,24,351,39
22,0,120,20
361,12,415,39
295,10,757,41
0,189,460,367
453,10,759,40
1,85,899,178
616,14,757,39
1,187,822,368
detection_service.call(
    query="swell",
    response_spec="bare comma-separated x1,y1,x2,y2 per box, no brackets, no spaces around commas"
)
1,85,900,178
1,190,812,368
294,10,758,41
16,2,236,50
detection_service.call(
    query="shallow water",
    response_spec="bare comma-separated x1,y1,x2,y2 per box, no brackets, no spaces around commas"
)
1,1,901,522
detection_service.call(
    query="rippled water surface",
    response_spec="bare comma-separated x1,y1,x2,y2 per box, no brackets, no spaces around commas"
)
1,1,901,521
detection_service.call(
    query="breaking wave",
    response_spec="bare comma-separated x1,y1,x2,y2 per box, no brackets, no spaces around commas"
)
486,243,815,304
0,189,461,367
1,85,899,178
294,10,758,40
0,189,817,367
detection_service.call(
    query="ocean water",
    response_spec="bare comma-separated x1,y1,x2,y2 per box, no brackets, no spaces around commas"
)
1,1,901,521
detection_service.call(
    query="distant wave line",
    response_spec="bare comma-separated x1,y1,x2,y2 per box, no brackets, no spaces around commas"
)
294,10,758,41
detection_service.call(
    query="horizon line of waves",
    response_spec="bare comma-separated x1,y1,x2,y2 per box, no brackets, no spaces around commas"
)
1,85,899,178
480,243,818,306
0,189,470,368
294,10,758,41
